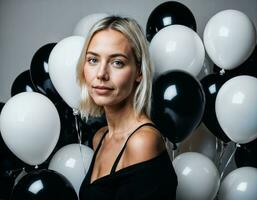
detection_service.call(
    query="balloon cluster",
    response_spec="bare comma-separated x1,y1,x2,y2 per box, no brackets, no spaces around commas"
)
147,2,257,200
0,13,108,199
1,2,257,199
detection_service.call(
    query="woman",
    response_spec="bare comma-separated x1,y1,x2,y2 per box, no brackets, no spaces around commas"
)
77,16,177,200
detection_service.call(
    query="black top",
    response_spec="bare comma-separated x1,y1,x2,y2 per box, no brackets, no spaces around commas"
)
79,123,177,200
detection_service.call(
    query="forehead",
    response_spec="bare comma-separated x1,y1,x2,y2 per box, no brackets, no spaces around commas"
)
87,29,133,55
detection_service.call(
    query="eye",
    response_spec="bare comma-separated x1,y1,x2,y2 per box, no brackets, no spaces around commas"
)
87,57,98,65
112,59,125,68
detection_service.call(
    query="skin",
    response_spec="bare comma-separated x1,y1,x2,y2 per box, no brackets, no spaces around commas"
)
83,29,165,183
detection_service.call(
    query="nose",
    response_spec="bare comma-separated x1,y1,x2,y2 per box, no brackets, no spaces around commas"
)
97,62,109,81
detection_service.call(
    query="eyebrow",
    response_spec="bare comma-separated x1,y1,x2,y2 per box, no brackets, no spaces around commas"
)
86,51,129,60
86,51,98,57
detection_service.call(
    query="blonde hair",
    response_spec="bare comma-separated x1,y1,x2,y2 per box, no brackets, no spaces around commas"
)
77,16,153,120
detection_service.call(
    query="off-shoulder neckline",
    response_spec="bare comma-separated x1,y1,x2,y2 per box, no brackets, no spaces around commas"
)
88,150,168,185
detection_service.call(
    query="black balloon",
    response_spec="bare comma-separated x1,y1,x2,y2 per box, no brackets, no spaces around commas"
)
0,150,24,200
146,1,197,41
0,152,29,199
1,99,28,199
0,102,4,112
30,43,62,104
152,70,205,144
11,169,78,200
11,70,38,96
200,74,231,142
54,101,82,147
213,45,257,77
83,115,107,148
49,101,106,157
0,175,14,199
235,138,257,168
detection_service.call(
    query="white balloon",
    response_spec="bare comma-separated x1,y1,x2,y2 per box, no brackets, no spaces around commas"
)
0,92,60,165
49,143,93,196
204,9,256,70
219,167,257,200
216,75,257,144
172,152,220,200
150,25,205,77
49,36,85,109
73,13,109,37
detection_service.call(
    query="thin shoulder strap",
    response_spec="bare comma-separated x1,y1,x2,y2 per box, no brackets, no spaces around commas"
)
110,123,157,174
86,129,108,184
94,129,109,156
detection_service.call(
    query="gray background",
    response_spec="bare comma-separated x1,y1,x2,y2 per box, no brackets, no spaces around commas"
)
0,0,257,102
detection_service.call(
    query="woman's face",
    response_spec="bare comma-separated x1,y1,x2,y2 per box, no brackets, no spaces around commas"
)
83,29,141,107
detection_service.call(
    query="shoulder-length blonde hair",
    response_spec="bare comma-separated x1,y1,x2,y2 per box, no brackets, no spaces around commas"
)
77,16,153,120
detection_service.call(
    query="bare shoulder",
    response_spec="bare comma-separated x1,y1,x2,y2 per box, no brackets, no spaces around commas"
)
124,125,166,165
92,126,108,150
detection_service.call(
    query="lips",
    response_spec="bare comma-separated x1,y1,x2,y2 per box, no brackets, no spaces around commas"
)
93,85,114,90
92,85,114,95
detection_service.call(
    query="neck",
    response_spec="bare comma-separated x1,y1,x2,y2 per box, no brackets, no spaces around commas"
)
104,100,147,138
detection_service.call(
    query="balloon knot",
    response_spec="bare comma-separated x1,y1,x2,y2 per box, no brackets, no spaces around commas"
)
73,108,79,115
219,69,225,76
236,143,241,148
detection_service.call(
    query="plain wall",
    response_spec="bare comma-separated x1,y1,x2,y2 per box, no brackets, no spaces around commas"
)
0,0,257,102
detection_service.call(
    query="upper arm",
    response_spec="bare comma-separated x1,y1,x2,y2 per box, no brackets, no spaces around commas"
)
92,126,108,150
124,126,166,166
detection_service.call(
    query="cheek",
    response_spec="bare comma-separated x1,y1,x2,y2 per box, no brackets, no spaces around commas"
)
83,68,93,95
83,65,92,85
115,69,137,91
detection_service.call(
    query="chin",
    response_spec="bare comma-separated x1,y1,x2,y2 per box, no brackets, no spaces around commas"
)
92,97,115,106
91,93,130,107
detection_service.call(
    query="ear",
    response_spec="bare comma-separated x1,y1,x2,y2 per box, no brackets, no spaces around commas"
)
136,69,142,82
